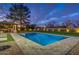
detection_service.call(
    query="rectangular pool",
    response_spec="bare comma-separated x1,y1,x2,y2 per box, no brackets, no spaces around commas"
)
20,33,66,46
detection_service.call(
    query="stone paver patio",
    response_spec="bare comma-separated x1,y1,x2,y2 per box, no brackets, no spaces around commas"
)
11,33,79,55
0,41,24,55
0,33,23,55
0,33,79,55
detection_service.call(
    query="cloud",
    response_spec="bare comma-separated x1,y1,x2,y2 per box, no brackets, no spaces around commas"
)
43,4,65,20
37,12,79,25
69,12,79,17
42,17,58,23
61,12,79,18
36,4,65,25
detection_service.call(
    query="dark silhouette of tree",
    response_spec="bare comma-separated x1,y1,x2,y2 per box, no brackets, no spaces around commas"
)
75,19,79,27
60,22,66,28
29,24,36,29
65,19,73,29
6,3,31,27
46,21,56,28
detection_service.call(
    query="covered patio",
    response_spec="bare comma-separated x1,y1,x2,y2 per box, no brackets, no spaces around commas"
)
0,22,17,33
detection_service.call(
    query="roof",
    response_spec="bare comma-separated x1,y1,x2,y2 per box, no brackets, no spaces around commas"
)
0,21,17,25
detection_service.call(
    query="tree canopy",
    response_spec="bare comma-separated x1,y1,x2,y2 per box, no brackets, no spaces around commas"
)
6,3,31,25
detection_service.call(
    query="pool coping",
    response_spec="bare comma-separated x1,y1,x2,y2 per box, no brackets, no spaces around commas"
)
11,33,79,55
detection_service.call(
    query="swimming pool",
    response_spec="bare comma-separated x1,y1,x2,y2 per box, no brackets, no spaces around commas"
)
20,33,66,46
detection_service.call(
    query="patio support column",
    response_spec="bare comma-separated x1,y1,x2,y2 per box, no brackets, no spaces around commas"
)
13,24,17,33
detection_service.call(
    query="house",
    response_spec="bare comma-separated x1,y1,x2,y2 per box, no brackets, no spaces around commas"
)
0,21,17,33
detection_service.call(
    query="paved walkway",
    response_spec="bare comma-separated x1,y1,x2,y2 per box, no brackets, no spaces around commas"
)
11,33,79,55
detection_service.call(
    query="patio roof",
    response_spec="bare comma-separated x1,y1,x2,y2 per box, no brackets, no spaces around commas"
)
0,21,17,25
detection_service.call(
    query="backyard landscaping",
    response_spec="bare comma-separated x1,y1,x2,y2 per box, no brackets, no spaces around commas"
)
0,3,79,55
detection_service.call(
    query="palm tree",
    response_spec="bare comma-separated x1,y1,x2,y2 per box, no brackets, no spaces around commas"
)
6,3,31,29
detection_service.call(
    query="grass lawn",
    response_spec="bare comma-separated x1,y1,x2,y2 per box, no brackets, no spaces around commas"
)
7,34,14,41
0,34,14,43
20,30,79,36
43,31,79,36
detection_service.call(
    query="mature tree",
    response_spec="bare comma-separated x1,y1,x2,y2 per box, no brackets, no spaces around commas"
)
46,21,56,28
60,22,66,28
65,20,73,28
75,19,79,27
6,3,31,26
29,24,36,29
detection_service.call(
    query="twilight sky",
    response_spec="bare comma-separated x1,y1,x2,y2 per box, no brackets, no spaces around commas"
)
0,3,79,26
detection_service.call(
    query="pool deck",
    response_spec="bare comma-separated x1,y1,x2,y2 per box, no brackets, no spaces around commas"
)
11,33,79,55
0,41,24,55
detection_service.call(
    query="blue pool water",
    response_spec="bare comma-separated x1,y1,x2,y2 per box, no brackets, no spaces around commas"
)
20,33,66,46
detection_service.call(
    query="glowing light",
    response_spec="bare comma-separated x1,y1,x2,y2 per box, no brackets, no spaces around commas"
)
66,29,70,32
46,29,48,31
18,28,20,31
58,29,61,32
75,28,79,33
18,25,21,27
29,29,32,31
